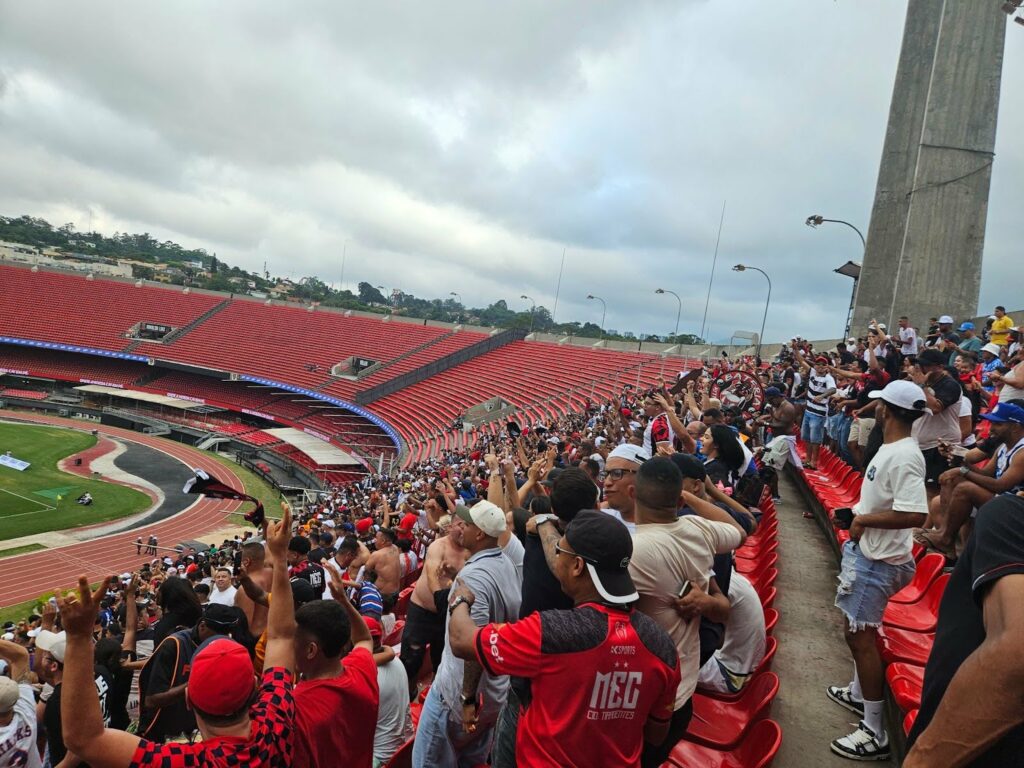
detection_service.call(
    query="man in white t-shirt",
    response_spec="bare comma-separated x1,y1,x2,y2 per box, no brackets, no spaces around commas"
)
208,566,238,606
893,316,918,362
366,617,413,766
826,380,929,762
0,638,43,768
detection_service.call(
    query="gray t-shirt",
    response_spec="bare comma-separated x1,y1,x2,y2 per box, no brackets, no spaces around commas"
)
433,547,523,722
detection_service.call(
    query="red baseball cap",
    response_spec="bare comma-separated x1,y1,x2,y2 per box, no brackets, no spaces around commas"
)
355,517,374,534
363,616,383,642
187,639,255,716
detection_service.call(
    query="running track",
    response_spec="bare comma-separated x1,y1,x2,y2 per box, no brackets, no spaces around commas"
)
0,411,243,608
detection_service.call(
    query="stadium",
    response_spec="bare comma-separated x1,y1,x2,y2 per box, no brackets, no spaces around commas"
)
2,3,1023,768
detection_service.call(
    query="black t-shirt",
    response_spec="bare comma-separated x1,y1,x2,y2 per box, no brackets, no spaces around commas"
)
138,629,198,741
291,560,326,592
45,667,113,765
907,495,1024,764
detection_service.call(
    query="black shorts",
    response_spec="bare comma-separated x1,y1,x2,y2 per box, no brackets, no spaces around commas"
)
921,447,950,485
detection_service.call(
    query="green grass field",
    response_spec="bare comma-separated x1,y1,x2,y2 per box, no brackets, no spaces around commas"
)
203,452,284,528
0,422,151,540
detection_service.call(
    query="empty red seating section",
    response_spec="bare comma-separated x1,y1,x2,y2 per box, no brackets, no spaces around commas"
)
0,388,48,400
160,299,459,390
0,346,149,387
0,264,222,350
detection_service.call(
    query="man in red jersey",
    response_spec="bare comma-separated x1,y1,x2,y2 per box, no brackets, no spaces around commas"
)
449,510,680,768
57,507,296,768
291,570,379,768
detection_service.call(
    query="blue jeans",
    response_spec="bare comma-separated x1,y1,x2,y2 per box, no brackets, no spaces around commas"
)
835,541,915,632
801,411,826,444
412,685,496,768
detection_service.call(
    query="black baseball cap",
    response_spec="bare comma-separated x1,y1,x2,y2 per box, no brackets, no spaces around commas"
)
669,453,707,482
289,577,318,606
540,467,565,488
201,603,240,631
564,510,639,605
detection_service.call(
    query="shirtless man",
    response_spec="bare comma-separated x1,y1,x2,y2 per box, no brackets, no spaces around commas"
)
320,536,370,599
233,540,271,636
756,386,801,499
365,527,402,603
399,516,467,699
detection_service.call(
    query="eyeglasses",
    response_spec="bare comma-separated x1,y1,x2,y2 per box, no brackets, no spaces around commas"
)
605,468,639,481
554,542,599,566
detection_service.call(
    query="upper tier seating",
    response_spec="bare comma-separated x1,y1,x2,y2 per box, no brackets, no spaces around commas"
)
0,346,150,387
0,265,222,351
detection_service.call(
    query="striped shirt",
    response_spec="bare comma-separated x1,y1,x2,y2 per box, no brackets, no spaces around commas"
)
804,372,836,417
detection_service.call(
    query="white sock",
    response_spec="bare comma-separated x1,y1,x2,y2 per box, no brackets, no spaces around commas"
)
863,699,886,742
849,666,863,702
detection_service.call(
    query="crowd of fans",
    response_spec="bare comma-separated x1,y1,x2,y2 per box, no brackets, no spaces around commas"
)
0,307,1022,766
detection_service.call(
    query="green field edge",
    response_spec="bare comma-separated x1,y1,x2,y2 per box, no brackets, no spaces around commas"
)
0,543,46,558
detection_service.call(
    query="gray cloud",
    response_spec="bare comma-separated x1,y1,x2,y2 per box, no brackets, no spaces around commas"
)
0,1,1019,345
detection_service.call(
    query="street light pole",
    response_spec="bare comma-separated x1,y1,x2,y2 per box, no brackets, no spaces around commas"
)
732,265,772,359
520,294,536,334
586,294,607,341
655,288,682,342
806,214,866,338
450,292,462,323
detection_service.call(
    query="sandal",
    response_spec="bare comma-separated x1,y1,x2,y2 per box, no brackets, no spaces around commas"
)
916,529,958,562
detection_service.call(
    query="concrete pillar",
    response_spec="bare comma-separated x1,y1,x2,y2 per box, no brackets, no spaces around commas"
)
852,0,1006,334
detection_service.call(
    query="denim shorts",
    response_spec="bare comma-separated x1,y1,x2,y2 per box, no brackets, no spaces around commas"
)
835,541,915,632
801,411,826,444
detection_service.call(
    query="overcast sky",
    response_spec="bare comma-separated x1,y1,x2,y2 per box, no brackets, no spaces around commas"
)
0,2,1020,343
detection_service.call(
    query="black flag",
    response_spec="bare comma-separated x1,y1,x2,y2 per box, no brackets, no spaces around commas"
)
183,469,265,528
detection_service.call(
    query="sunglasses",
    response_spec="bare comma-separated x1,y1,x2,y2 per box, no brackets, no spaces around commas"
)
554,542,599,566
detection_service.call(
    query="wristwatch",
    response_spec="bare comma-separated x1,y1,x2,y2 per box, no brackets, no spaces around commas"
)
959,465,970,476
532,513,559,528
449,595,471,615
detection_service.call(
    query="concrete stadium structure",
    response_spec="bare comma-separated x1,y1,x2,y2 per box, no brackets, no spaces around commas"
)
853,0,1008,332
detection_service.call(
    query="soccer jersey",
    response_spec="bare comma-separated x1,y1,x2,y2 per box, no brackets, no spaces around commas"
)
129,668,293,768
643,413,673,455
475,603,680,768
804,372,836,417
0,682,42,768
289,560,326,593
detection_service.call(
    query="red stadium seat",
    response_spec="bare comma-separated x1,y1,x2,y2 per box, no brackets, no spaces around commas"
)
763,608,779,636
686,672,780,749
382,737,414,768
890,553,945,604
394,587,414,619
664,718,782,768
735,552,778,577
887,664,924,712
882,574,949,633
877,626,934,666
384,619,405,647
903,709,919,737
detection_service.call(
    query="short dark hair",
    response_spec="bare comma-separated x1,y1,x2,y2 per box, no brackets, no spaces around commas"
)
194,583,211,597
528,495,552,516
288,536,311,555
377,528,397,544
882,401,926,425
295,599,350,658
996,305,1006,312
550,468,598,523
702,408,723,422
635,456,683,510
580,458,601,479
337,537,359,555
241,541,265,561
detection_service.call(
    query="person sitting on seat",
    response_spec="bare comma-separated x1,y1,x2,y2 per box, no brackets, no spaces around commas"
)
76,492,93,506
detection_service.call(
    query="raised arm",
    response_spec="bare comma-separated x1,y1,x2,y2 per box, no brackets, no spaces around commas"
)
327,569,373,654
262,506,296,672
681,490,747,543
58,578,142,766
0,638,29,682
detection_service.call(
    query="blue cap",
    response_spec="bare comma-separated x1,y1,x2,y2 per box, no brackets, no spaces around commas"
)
980,402,1024,425
959,321,975,331
765,386,783,398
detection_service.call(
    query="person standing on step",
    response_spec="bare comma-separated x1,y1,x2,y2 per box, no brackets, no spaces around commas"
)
826,380,929,761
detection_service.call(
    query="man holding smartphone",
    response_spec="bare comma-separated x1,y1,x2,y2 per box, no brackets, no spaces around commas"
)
826,380,929,761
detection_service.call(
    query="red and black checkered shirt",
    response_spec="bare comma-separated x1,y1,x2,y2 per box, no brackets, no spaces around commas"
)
129,667,294,768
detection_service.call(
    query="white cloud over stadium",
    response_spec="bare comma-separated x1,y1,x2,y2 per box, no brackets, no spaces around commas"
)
0,1,1020,343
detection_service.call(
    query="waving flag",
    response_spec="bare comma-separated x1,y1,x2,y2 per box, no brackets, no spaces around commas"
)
183,469,265,527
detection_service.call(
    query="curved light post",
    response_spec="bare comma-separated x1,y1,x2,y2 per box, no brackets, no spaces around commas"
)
806,214,866,338
586,294,607,340
520,294,536,334
732,265,772,358
449,291,462,323
655,288,682,342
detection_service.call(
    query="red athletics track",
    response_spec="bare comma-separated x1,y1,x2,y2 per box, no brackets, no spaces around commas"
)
0,411,243,608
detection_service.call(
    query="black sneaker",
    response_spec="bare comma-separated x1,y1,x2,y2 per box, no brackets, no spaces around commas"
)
826,685,865,716
830,721,891,761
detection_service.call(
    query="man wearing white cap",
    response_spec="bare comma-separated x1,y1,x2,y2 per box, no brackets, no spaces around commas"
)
601,444,651,534
826,380,930,761
413,500,521,768
0,637,42,768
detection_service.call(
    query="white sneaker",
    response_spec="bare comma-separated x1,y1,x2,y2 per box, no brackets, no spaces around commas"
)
826,684,865,716
830,721,891,761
